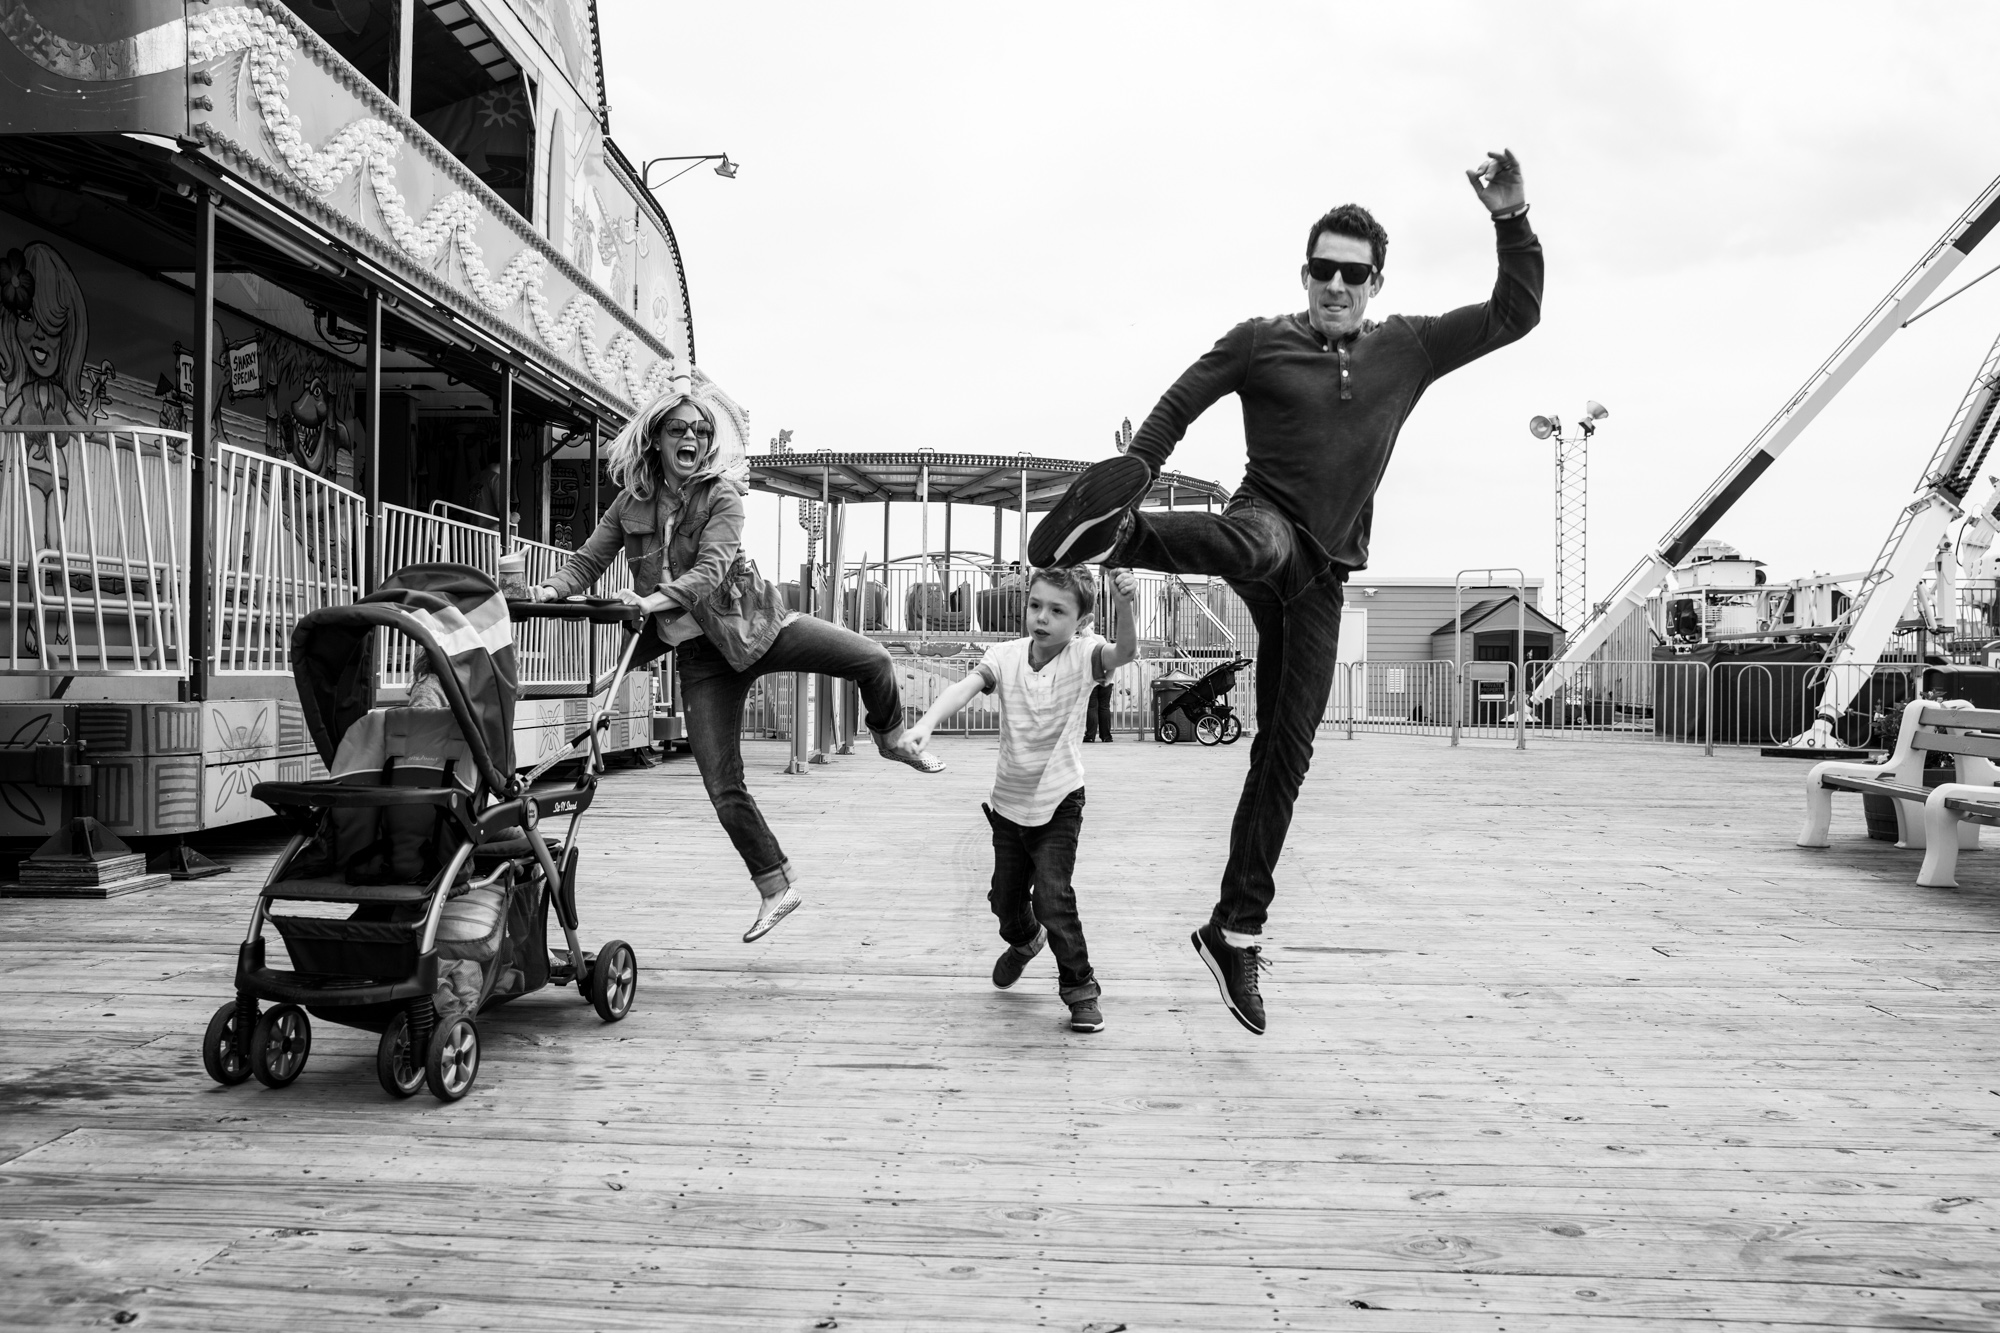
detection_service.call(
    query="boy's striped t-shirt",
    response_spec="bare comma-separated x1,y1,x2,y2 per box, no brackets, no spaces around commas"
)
976,632,1110,826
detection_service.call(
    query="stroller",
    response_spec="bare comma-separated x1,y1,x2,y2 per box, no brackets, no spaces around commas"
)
1155,656,1253,746
198,564,646,1101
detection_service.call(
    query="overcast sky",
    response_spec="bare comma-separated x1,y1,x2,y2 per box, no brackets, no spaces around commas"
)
601,1,2000,593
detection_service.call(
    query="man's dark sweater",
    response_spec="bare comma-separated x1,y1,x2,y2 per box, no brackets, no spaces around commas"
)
1129,213,1544,572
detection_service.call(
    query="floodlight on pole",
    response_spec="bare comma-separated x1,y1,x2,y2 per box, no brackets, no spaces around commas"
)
639,154,741,190
1529,402,1611,632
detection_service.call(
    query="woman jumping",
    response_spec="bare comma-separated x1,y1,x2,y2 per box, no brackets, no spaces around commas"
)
532,382,943,942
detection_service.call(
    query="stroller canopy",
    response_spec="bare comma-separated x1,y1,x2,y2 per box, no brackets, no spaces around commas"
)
291,564,520,794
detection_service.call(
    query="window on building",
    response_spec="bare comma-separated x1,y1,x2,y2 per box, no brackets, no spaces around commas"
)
282,0,399,97
276,0,539,223
412,1,537,221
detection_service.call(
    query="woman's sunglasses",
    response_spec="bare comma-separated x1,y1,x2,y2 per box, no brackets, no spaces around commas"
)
661,419,715,441
1306,258,1378,286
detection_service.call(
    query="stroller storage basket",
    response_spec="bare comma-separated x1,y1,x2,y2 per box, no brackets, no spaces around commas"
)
271,915,423,983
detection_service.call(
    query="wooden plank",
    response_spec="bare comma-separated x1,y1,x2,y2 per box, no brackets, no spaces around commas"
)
3,738,1999,1329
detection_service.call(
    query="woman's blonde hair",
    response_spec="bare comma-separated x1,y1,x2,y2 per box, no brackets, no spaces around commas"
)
603,383,746,500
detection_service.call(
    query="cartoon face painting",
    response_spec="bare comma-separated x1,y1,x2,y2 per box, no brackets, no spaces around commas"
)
0,242,91,427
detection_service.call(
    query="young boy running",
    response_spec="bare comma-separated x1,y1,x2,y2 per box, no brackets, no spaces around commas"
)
902,566,1138,1032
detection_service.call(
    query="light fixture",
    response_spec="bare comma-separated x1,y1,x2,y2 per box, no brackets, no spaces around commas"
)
1528,414,1558,440
1580,400,1610,437
640,154,741,190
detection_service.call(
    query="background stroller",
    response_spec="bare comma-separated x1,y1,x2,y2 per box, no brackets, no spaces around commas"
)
1154,657,1253,746
197,564,645,1101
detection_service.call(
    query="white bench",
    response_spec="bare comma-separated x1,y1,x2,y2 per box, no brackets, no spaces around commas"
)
1798,698,2000,887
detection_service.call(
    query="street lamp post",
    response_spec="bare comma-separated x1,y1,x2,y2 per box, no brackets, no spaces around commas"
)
639,154,740,189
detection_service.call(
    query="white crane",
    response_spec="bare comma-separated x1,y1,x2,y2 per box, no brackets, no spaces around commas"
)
1530,173,2000,708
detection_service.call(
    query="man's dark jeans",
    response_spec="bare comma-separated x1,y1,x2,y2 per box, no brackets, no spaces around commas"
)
984,788,1099,1002
1083,681,1114,741
643,616,903,879
1117,494,1345,936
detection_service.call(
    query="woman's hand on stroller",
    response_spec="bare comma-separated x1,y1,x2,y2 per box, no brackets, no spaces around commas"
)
525,585,559,603
616,587,678,616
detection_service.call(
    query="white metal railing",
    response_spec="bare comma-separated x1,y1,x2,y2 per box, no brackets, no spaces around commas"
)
377,502,630,694
0,439,635,690
747,653,1260,740
0,426,191,675
210,444,364,675
1318,657,1930,755
825,556,1251,652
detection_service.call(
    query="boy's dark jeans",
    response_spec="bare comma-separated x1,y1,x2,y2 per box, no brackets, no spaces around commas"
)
984,788,1099,1003
640,616,903,879
1116,495,1346,936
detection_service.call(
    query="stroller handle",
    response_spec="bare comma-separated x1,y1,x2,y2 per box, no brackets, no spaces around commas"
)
507,597,646,627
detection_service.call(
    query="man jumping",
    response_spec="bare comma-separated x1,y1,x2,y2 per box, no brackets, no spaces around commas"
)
1028,150,1543,1035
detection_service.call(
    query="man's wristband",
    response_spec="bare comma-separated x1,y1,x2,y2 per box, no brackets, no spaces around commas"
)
1490,203,1530,222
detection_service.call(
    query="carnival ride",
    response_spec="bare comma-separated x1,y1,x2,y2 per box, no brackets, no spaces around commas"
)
1532,171,2000,716
742,449,1239,763
0,0,694,891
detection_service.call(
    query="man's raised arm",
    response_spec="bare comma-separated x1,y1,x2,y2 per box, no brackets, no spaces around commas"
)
1419,148,1544,378
1127,320,1255,478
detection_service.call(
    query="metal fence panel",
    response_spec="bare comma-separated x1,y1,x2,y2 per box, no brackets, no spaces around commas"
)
0,427,192,676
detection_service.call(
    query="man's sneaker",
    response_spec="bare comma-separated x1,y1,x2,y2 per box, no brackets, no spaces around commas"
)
1192,923,1269,1035
1028,455,1151,566
991,926,1047,989
1068,998,1105,1032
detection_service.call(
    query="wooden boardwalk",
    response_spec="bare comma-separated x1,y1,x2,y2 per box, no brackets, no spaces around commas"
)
3,734,1999,1331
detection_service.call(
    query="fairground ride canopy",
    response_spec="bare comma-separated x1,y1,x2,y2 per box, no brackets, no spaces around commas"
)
748,451,1230,512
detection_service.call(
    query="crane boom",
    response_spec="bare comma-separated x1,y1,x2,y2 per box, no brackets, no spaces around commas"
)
1531,172,2000,704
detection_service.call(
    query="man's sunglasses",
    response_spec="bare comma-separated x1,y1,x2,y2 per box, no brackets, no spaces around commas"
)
661,419,715,440
1306,258,1378,285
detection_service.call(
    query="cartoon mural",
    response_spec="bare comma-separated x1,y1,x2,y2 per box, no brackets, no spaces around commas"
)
231,330,361,483
0,241,109,426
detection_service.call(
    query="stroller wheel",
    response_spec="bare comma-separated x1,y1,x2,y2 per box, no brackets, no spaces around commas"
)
1195,715,1224,746
201,1000,253,1086
250,1004,311,1089
1157,720,1180,744
376,1013,426,1099
1221,715,1243,744
425,1017,480,1101
590,940,638,1022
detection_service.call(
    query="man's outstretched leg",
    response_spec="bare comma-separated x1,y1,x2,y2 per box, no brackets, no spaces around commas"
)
1034,459,1298,587
1191,578,1345,1035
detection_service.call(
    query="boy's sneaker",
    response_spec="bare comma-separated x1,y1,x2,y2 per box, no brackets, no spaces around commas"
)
1068,998,1105,1033
991,926,1047,989
1027,455,1151,566
1192,923,1268,1035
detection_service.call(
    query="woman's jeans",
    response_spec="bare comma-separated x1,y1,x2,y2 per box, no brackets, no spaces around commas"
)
1115,494,1346,936
984,788,1098,1002
640,616,904,880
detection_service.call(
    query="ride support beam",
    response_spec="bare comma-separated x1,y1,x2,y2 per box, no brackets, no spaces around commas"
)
499,368,514,551
364,287,383,593
187,187,216,704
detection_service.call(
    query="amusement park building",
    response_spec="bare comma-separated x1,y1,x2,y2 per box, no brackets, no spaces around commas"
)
0,0,673,841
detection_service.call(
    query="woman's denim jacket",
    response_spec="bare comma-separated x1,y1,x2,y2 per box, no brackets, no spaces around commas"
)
548,477,788,671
